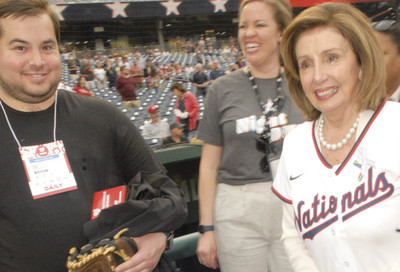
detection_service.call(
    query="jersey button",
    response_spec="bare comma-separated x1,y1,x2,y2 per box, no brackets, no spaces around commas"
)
344,261,349,267
330,229,335,236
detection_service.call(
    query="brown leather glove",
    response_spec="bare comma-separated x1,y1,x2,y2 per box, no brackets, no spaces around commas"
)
66,228,138,272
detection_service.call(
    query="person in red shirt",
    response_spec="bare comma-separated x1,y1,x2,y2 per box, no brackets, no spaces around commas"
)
115,66,141,109
130,58,145,89
171,82,199,139
72,76,94,96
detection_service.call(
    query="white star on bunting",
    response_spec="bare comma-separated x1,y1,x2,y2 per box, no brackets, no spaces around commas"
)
49,4,67,21
106,1,129,18
211,0,228,12
161,0,181,16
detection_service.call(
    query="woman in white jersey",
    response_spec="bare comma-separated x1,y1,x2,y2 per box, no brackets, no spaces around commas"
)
273,3,400,271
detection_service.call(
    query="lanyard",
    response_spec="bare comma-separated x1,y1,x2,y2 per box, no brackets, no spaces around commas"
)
0,91,59,147
246,68,285,116
246,68,286,158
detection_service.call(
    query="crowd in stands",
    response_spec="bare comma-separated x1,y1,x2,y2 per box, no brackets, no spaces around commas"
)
58,35,246,148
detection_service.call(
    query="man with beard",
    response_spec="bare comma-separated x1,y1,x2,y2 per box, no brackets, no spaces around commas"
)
0,1,187,271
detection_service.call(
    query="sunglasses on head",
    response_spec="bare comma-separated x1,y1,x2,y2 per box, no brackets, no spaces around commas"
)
372,19,397,31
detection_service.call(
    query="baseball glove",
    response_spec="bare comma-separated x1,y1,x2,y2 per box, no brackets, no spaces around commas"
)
66,228,138,272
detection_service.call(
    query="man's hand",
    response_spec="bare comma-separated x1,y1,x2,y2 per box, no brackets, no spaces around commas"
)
196,231,219,269
115,232,167,272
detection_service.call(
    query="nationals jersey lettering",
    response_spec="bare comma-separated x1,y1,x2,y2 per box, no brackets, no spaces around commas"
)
296,167,394,239
272,102,400,272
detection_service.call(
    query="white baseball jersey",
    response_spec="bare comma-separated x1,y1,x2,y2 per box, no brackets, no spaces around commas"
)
273,101,400,272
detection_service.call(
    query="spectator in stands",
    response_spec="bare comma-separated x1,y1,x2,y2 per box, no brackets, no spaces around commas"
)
79,58,96,90
175,36,183,53
93,61,107,91
162,122,189,147
221,45,232,62
144,58,159,90
0,1,187,271
197,35,206,52
72,76,94,96
204,59,210,71
196,0,303,271
104,58,118,89
225,62,237,74
175,62,184,76
120,55,131,70
67,57,79,83
184,63,194,78
209,59,225,81
130,58,145,89
164,66,176,81
109,49,117,58
171,82,199,139
184,39,195,53
142,105,170,140
115,66,140,109
207,60,214,74
92,51,101,61
58,80,72,92
206,45,215,56
235,51,246,68
134,49,146,68
85,53,95,66
113,57,122,75
191,63,209,96
372,20,400,102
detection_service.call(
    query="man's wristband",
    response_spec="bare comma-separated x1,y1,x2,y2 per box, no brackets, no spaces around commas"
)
198,225,214,233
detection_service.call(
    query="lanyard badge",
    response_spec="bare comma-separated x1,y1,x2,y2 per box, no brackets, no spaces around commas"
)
0,92,78,199
19,140,77,199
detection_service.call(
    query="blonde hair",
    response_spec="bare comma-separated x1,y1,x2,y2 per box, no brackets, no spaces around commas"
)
239,0,293,32
281,2,386,120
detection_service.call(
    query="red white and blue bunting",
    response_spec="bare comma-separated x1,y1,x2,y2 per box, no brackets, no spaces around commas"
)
50,0,238,21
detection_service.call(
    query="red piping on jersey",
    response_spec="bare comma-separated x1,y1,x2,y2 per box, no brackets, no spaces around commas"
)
312,121,332,169
272,186,292,204
312,101,386,175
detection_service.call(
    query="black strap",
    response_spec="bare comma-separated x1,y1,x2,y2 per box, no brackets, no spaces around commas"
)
246,68,285,116
246,68,286,153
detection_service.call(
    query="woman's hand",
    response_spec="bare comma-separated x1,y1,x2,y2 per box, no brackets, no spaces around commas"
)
196,231,219,269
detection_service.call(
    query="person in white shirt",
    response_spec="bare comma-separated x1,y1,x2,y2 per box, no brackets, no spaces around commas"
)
93,61,107,91
142,105,170,140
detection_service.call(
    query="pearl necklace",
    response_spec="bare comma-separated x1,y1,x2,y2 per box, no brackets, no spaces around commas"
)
318,114,360,151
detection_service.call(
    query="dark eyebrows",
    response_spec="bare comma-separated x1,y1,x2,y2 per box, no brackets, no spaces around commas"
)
8,38,28,45
8,38,57,46
43,39,57,45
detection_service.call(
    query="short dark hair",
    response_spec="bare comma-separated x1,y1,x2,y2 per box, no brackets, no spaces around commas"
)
0,0,60,43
